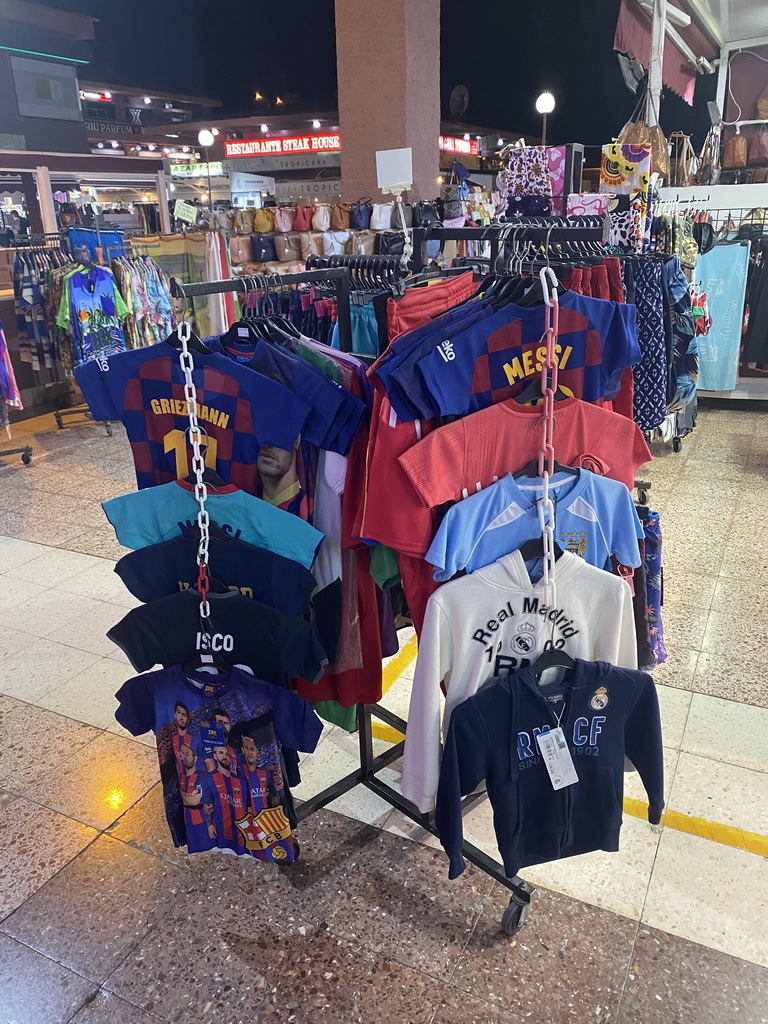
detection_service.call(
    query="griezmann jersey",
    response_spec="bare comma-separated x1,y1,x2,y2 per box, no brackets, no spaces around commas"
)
75,341,312,491
390,292,640,420
115,665,322,860
427,468,644,581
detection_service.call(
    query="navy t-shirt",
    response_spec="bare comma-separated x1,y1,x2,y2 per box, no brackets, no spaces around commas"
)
114,534,315,613
107,589,328,682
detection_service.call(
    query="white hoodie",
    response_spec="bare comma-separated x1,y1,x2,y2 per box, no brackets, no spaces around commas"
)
401,550,637,813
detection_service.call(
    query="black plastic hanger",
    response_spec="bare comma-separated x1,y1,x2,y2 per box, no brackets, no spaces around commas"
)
514,459,578,479
164,326,212,354
513,375,571,405
184,517,231,542
531,646,576,679
518,537,564,562
181,645,231,675
183,466,226,488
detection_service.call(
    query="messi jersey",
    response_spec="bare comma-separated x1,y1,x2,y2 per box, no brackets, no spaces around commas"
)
115,665,322,859
396,292,640,420
75,341,312,491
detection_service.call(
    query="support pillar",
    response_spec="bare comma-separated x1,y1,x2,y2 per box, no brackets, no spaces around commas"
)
34,165,58,234
19,172,43,234
647,0,667,126
334,0,440,201
156,170,171,234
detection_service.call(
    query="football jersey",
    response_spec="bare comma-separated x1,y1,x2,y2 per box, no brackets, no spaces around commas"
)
115,664,322,859
114,533,316,613
205,333,365,454
102,479,323,569
427,468,644,581
107,589,328,683
74,340,312,491
398,395,652,502
390,291,640,420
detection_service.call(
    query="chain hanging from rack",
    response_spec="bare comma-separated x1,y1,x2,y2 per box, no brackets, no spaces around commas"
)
176,321,211,622
537,266,560,605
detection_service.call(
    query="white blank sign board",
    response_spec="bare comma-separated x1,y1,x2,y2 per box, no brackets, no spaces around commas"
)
376,148,413,192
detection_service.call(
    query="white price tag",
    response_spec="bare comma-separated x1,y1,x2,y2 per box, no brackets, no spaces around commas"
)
535,727,579,790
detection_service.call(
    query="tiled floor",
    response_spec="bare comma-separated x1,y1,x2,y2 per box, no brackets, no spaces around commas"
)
1,403,767,1023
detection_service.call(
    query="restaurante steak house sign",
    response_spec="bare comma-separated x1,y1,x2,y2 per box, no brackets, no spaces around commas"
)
224,134,342,158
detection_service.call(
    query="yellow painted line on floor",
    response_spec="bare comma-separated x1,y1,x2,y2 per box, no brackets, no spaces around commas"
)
380,635,418,697
623,796,768,857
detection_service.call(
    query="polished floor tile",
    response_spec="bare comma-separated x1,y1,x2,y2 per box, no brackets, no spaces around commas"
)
3,546,102,588
0,797,97,920
702,609,767,656
655,684,693,749
648,645,699,694
452,885,638,1022
0,537,46,574
0,586,101,639
35,658,134,731
44,600,129,658
693,648,768,708
0,700,101,791
643,829,768,967
0,933,97,1024
668,751,768,837
68,991,161,1024
682,693,768,772
0,625,38,663
1,835,191,983
21,730,159,831
106,783,188,867
0,637,103,703
54,558,140,609
620,926,768,1024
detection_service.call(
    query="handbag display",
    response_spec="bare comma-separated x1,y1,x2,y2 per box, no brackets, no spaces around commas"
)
753,168,768,184
412,201,441,228
322,230,350,256
757,92,768,121
299,231,324,260
252,207,276,234
214,209,235,232
293,205,314,231
377,230,406,256
391,203,413,229
723,133,748,170
350,197,373,230
616,87,669,179
330,203,353,230
371,202,394,230
440,177,464,219
274,207,295,233
748,129,768,167
274,231,302,262
250,233,277,262
312,204,332,231
233,209,255,235
229,235,252,265
695,127,721,186
346,229,376,255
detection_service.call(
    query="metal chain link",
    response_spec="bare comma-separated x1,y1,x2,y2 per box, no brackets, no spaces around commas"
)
176,321,211,620
538,267,560,610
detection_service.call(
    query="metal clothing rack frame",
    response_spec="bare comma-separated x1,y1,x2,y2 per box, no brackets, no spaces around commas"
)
169,264,538,935
410,217,608,273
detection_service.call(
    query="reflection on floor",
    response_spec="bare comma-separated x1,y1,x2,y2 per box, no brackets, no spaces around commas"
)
0,402,767,1023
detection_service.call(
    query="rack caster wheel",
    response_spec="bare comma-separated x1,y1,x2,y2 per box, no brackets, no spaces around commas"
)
672,437,682,453
54,412,64,430
637,489,649,504
501,895,532,936
104,421,113,437
21,451,31,465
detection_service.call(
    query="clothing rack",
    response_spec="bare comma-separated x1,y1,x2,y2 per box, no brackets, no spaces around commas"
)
169,267,352,353
411,218,608,272
168,265,538,935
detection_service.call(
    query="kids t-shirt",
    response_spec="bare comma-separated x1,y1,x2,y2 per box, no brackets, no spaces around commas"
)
115,665,322,859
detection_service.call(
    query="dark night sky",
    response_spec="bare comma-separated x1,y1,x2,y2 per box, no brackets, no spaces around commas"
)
44,0,716,150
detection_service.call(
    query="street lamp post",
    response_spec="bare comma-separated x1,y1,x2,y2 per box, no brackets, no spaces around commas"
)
535,91,555,148
197,128,215,219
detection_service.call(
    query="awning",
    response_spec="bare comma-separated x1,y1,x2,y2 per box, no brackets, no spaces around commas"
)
614,0,718,104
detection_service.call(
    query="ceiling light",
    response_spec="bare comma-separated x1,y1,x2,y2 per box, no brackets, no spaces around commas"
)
463,133,470,140
165,133,179,138
497,137,504,146
260,123,268,132
103,91,111,99
96,142,104,148
211,128,219,136
143,96,151,104
182,146,190,152
254,92,263,101
111,141,119,148
147,144,156,151
275,96,284,105
312,119,321,129
197,129,215,147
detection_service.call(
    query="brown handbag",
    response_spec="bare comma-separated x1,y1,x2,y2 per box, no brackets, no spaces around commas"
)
252,207,276,233
346,229,376,255
299,231,324,261
330,203,352,230
233,209,254,235
274,231,302,262
757,92,768,120
229,235,251,265
723,133,748,170
748,128,768,167
618,120,669,179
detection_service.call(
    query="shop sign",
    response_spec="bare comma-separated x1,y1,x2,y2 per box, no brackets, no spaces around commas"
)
173,200,198,224
84,120,142,136
230,170,276,193
223,153,339,173
170,161,225,178
439,135,479,155
274,179,340,200
224,133,342,158
80,90,111,102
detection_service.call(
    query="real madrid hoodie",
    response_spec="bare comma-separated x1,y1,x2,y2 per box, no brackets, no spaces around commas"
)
434,660,664,879
401,550,637,813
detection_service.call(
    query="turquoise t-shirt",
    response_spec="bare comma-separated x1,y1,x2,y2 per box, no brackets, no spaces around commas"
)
103,480,324,570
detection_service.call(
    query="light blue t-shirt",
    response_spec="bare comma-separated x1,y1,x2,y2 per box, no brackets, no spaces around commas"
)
427,468,643,581
103,481,324,570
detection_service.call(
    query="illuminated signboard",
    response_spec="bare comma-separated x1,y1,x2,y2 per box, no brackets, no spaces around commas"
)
439,135,480,155
225,133,341,158
80,90,111,102
170,161,225,178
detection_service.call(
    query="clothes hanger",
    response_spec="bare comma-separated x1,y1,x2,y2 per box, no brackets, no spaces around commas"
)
181,635,232,675
513,374,571,404
164,324,211,354
513,457,578,478
183,465,227,488
531,644,576,679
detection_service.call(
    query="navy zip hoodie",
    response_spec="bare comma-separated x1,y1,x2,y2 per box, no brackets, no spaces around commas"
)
435,660,664,880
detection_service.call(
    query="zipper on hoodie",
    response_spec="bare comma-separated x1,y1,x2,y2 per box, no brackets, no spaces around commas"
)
542,692,573,852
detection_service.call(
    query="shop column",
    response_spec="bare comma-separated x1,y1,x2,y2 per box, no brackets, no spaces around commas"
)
335,0,440,201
